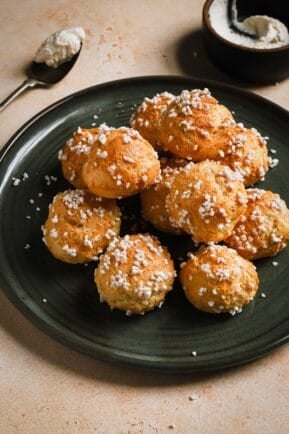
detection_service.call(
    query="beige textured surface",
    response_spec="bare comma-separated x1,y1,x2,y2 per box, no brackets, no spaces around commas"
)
0,1,289,433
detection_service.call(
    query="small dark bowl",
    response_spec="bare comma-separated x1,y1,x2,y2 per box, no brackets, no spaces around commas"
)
202,0,289,84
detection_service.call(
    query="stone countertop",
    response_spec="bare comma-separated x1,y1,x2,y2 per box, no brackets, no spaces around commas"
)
0,1,288,433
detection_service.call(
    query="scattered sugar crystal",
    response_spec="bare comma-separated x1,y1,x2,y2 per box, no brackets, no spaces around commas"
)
189,394,199,401
269,158,279,168
44,175,57,186
12,178,21,186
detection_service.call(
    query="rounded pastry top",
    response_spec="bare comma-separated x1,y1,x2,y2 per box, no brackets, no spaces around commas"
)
180,244,259,315
160,88,234,158
141,157,188,234
94,233,176,314
209,123,269,186
42,189,121,264
130,91,175,149
225,188,289,260
167,160,247,243
59,127,99,188
82,125,161,198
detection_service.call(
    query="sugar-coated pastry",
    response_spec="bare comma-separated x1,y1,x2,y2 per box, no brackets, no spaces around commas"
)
167,160,247,243
160,88,234,159
211,124,269,186
141,157,187,234
130,91,175,149
59,127,99,188
82,125,161,198
94,234,176,314
42,189,121,264
225,188,289,260
180,244,259,315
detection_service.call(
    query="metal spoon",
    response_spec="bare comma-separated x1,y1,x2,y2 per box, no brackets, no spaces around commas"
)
0,45,82,112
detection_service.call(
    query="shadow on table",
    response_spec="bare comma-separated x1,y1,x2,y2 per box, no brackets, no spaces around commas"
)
173,29,262,90
0,291,275,388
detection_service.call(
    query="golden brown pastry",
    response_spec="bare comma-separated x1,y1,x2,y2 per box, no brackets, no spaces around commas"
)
82,125,161,198
42,189,121,264
59,127,99,188
211,124,269,186
167,160,247,243
180,244,259,315
160,88,234,158
130,91,175,149
141,157,187,234
94,234,176,314
225,188,289,260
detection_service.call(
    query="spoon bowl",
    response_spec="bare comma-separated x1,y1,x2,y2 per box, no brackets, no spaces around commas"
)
27,47,82,85
0,43,82,112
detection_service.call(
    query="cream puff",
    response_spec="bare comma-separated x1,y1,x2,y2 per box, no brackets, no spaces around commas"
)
94,234,176,314
167,160,247,243
180,244,259,315
141,157,187,234
59,127,99,188
83,125,161,198
160,88,234,158
225,188,289,260
130,91,175,149
42,189,121,264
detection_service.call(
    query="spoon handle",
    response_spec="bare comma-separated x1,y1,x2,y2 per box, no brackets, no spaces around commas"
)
0,79,47,112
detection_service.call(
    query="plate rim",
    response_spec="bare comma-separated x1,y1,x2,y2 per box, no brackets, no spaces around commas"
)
1,74,289,373
1,74,289,164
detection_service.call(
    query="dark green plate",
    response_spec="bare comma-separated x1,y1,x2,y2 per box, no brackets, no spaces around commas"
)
1,76,289,373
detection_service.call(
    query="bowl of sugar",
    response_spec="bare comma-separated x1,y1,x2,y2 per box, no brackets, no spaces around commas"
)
202,0,289,83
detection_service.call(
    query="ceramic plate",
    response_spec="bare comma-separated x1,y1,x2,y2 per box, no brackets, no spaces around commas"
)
1,76,289,373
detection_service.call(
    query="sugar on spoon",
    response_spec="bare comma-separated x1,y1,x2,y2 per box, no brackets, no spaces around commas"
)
0,27,85,112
